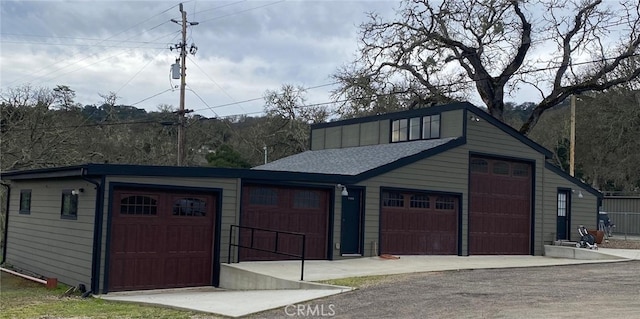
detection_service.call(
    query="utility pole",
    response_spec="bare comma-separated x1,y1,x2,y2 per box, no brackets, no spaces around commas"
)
570,94,576,177
170,3,198,166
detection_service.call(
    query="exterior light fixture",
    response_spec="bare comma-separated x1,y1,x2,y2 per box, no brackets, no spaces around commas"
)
71,188,84,196
336,184,349,196
572,189,584,199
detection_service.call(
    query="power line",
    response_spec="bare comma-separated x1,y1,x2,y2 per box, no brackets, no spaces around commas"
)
3,2,180,88
198,0,286,24
130,89,174,106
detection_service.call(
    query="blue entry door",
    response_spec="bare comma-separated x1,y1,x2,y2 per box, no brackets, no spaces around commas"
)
557,190,570,240
340,189,362,255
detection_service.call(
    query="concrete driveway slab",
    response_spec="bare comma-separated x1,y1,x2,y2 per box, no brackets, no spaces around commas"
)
101,287,350,318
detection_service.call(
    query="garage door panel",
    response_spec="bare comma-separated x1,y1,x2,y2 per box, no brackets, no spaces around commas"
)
109,189,216,292
381,192,458,255
240,186,329,261
470,156,531,255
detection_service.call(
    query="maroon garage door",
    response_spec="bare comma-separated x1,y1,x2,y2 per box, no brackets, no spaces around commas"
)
380,190,458,255
240,185,329,261
469,157,532,255
109,189,216,292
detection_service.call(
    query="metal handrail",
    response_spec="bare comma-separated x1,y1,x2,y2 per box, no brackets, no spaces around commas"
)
227,224,306,281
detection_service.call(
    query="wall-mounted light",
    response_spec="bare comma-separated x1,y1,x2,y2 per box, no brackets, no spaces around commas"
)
572,189,584,199
336,184,349,196
469,115,481,122
71,188,84,196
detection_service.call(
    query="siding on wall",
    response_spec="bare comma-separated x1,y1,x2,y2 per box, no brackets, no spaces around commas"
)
5,179,96,287
310,110,462,151
441,109,464,138
465,115,549,255
353,147,469,258
99,176,239,292
324,127,342,149
360,121,380,146
542,167,598,243
311,128,326,151
341,124,360,148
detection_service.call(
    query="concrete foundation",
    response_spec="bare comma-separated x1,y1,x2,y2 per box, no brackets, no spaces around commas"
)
544,245,625,260
219,264,349,290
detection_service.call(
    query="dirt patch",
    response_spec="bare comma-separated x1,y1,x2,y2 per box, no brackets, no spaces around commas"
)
598,238,640,249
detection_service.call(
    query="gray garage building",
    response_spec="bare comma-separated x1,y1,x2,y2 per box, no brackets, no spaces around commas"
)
1,102,601,294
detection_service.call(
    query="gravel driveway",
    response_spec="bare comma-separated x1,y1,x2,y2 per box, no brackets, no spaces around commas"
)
250,260,640,319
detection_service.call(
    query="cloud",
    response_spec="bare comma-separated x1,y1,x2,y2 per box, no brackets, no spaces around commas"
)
1,0,399,118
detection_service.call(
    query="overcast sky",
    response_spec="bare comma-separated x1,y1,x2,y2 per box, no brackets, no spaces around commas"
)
1,0,406,118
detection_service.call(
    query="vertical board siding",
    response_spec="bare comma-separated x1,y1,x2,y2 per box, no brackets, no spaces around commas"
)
441,109,464,138
5,179,96,287
310,128,326,151
99,176,238,292
378,120,390,145
324,127,342,149
341,124,360,148
360,121,380,146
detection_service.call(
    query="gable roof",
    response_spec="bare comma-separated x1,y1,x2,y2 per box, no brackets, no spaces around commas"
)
254,136,464,177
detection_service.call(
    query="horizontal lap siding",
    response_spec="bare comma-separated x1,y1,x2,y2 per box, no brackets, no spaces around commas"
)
99,176,239,292
542,168,598,243
5,179,96,287
358,148,469,257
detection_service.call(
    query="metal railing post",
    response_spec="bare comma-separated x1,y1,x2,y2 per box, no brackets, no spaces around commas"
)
301,235,306,281
228,225,233,264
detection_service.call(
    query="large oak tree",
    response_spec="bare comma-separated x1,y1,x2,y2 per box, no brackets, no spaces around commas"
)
334,0,640,134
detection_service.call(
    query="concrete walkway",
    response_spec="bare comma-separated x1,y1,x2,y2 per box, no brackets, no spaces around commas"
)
100,251,639,318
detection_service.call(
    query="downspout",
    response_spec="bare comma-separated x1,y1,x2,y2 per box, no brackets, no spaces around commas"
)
82,168,104,295
1,181,10,264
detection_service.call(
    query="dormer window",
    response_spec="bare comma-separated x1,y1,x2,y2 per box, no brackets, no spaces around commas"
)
391,114,440,142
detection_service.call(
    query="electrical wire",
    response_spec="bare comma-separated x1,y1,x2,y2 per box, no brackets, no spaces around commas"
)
197,0,286,24
3,2,180,88
186,55,248,114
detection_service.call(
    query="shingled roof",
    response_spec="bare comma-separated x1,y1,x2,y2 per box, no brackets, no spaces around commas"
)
253,137,461,175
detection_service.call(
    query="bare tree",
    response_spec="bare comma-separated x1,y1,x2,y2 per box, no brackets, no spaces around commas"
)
337,0,640,134
0,85,84,170
262,84,329,160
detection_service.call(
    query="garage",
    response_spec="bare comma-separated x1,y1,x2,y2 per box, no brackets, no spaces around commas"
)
380,190,458,255
469,156,532,254
108,188,216,292
239,184,330,261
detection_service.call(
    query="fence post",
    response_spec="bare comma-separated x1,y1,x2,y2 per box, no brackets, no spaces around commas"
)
625,212,628,240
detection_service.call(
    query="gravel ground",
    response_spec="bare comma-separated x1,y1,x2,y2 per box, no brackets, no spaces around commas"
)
599,238,640,249
250,261,640,319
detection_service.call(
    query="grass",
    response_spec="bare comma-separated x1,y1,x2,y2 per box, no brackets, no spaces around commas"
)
0,271,221,319
317,274,393,288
